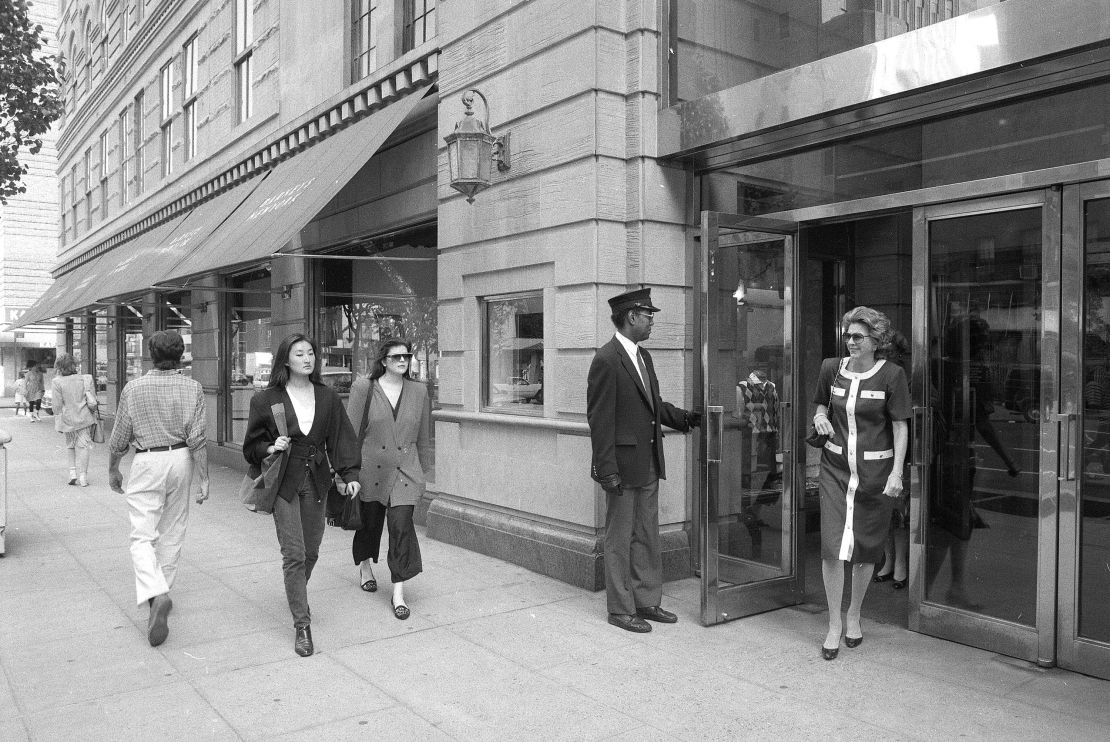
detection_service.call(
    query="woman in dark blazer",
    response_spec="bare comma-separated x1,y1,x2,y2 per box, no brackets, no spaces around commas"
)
346,339,433,620
243,333,361,656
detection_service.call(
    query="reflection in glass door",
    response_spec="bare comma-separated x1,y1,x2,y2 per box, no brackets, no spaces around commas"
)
700,212,802,625
1059,182,1110,679
910,193,1058,664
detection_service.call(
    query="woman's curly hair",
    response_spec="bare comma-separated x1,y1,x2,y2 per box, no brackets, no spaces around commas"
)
841,306,896,357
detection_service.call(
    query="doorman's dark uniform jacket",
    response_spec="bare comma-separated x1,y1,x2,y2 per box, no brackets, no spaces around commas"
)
587,337,694,488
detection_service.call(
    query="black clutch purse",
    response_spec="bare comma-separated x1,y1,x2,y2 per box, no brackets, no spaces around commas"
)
804,428,829,449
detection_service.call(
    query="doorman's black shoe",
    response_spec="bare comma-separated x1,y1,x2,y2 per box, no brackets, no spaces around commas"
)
608,613,652,633
636,606,678,623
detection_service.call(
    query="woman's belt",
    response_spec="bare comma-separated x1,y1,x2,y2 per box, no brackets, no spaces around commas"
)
823,442,894,460
288,441,325,464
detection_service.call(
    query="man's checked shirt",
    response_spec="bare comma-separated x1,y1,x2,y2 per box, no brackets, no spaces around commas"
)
108,369,207,454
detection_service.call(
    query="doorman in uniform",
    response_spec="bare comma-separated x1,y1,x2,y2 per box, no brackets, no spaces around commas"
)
587,288,701,632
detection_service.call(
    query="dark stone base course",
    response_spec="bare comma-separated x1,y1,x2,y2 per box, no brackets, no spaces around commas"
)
426,493,691,591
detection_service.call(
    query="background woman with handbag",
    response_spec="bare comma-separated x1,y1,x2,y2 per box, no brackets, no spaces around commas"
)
51,353,99,486
243,333,361,657
24,358,45,422
346,339,433,621
811,307,910,660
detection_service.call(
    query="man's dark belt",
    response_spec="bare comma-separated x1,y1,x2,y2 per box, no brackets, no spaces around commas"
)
135,442,189,453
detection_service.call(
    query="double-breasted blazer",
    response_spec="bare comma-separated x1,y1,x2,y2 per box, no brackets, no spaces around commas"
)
243,383,361,502
346,376,433,508
586,336,692,488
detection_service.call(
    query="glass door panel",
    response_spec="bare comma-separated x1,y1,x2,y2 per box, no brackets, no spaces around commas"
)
700,211,802,625
910,193,1058,664
1059,182,1110,679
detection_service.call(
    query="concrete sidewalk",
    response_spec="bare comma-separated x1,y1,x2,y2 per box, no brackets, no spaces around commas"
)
0,412,1107,741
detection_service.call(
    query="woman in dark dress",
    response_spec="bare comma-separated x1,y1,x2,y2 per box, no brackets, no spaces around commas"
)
346,339,433,620
243,333,361,656
811,307,910,660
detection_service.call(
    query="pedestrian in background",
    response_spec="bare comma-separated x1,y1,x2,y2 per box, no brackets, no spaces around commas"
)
346,338,433,621
51,353,98,486
13,371,27,416
586,287,700,633
24,359,44,422
243,333,361,657
108,331,209,647
811,307,910,660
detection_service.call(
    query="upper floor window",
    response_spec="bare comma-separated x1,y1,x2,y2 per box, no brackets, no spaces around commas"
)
70,163,79,236
235,0,253,53
117,111,126,206
133,90,144,196
183,36,198,161
351,0,378,81
98,129,109,219
160,62,173,177
234,0,253,123
183,36,198,98
402,0,435,53
83,148,92,223
160,62,174,121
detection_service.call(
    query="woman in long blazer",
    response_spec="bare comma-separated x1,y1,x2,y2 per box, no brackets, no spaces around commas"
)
243,333,361,656
346,338,433,620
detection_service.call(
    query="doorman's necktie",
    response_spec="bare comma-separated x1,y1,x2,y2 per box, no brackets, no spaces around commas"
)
637,349,654,411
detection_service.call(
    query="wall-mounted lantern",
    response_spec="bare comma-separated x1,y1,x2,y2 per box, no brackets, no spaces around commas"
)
444,89,510,204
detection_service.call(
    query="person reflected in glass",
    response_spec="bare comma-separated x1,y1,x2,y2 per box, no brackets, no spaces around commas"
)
928,311,1019,610
734,347,781,559
52,353,99,486
874,331,912,589
346,339,433,621
243,334,362,656
811,307,910,660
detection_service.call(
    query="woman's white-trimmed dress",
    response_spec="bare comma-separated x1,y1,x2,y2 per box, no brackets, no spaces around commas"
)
814,357,911,563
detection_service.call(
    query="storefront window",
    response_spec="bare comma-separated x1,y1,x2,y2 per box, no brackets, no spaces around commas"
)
703,79,1110,217
315,224,438,399
483,293,544,411
93,309,108,406
668,0,1003,103
228,268,272,444
120,303,144,385
161,291,193,378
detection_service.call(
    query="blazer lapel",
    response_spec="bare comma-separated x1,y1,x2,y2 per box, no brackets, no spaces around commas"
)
615,340,653,411
372,381,400,447
279,389,300,436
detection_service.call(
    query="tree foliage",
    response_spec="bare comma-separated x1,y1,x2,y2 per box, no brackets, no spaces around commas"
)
0,0,63,205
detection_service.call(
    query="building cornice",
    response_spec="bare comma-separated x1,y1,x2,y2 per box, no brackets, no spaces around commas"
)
55,46,439,277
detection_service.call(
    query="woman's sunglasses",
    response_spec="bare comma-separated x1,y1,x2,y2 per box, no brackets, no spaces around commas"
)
841,332,873,344
386,353,413,361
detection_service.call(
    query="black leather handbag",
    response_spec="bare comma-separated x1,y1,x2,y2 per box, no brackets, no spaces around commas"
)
325,480,363,530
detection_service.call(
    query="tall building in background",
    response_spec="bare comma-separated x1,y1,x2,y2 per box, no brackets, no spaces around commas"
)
0,0,61,391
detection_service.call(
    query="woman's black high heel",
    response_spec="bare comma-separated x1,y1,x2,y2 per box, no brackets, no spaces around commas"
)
892,574,907,590
873,571,893,583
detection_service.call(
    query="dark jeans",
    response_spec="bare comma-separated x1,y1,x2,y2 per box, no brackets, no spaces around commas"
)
351,502,422,583
272,473,324,628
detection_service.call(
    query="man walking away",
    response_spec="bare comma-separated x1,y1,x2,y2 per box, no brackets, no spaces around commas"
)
108,331,210,646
